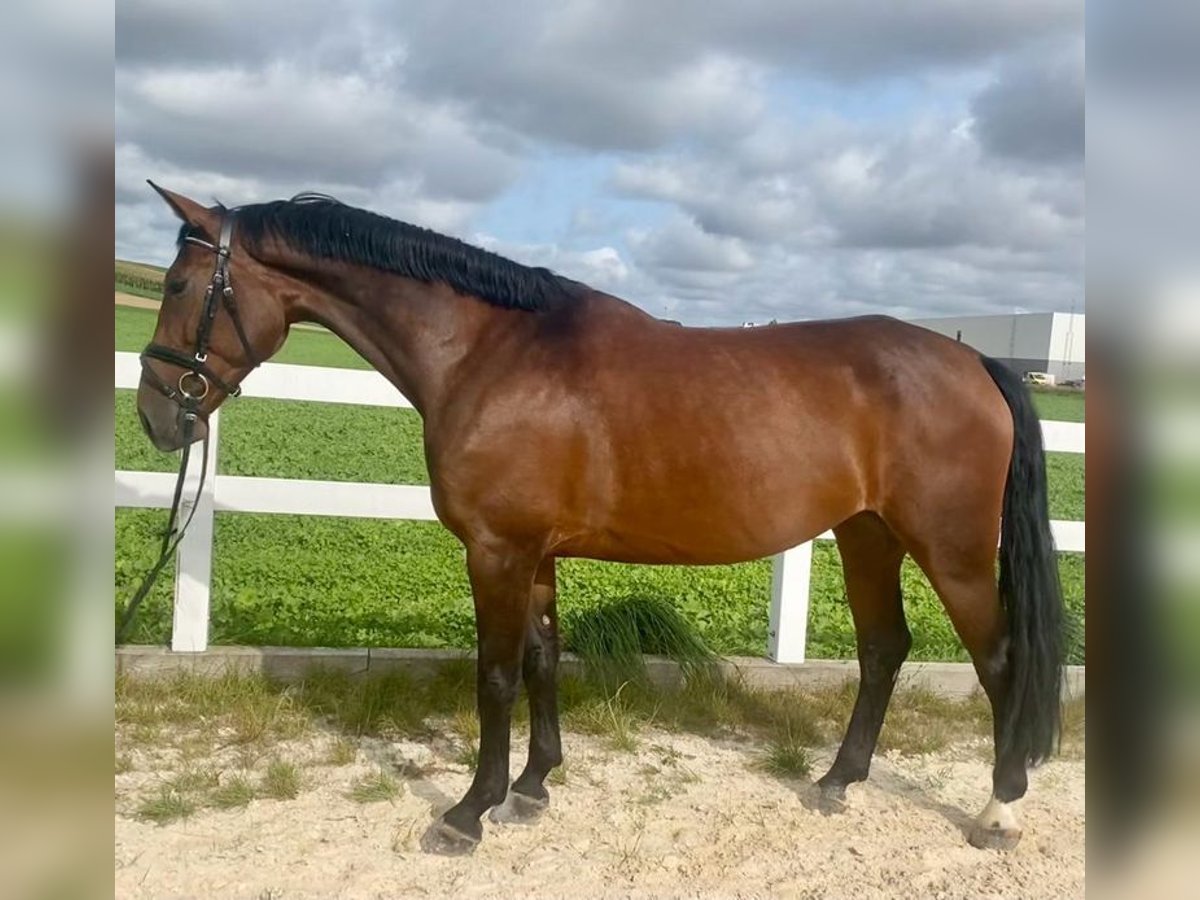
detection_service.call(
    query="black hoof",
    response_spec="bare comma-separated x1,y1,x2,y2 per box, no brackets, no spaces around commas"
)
968,824,1022,851
420,818,481,856
489,789,549,825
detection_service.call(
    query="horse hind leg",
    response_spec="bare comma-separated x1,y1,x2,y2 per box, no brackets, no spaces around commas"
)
816,512,910,809
902,533,1029,851
491,557,561,825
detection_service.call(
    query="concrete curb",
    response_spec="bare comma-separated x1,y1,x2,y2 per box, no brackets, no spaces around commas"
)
116,645,1085,699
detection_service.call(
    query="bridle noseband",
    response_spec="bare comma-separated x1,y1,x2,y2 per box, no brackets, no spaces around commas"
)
120,211,261,644
139,212,260,410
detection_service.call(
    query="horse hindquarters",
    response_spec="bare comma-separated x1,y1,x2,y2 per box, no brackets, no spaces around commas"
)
881,354,1064,850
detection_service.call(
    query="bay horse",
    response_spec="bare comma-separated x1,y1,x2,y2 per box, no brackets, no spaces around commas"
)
135,185,1064,855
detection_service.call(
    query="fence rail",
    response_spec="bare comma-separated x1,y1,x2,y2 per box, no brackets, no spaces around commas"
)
114,351,1085,658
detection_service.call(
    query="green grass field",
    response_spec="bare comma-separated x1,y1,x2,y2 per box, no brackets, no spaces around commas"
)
1028,387,1085,423
117,305,370,370
115,302,1085,662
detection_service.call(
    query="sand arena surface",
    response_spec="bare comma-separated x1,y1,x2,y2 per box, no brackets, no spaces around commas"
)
116,728,1083,899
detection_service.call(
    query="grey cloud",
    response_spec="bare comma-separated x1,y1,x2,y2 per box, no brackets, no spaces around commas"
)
411,38,765,150
1090,0,1200,89
115,1,388,73
116,2,520,259
116,140,485,267
972,40,1084,163
616,118,1081,257
706,0,1081,82
473,235,631,296
400,1,1080,151
653,239,1082,326
116,0,1084,325
116,65,519,200
612,157,816,245
611,110,1081,324
627,218,756,274
115,1,1084,185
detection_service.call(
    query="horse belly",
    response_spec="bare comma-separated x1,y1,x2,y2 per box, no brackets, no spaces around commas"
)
555,445,861,565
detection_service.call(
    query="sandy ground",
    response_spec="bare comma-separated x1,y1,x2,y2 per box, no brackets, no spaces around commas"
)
115,728,1083,899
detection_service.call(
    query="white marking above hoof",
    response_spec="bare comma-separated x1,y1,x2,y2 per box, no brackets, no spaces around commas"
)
969,795,1023,850
976,795,1021,832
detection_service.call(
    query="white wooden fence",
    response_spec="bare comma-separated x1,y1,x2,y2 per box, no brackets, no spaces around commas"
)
114,352,1085,660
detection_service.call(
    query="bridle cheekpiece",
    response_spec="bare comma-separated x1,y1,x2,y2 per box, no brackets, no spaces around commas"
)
138,211,260,412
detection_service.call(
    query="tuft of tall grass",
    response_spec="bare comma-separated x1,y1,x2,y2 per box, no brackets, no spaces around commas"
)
210,775,256,809
564,681,643,752
136,787,196,824
164,768,220,794
259,759,301,800
756,732,813,778
116,670,311,746
297,670,431,738
322,737,358,767
563,595,718,689
347,769,401,803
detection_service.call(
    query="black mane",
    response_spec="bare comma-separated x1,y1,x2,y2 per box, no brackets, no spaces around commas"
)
184,194,583,312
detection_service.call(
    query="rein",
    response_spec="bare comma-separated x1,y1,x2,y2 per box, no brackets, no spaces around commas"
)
117,212,257,643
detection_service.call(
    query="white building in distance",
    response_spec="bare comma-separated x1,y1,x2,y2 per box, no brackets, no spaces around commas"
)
908,312,1085,382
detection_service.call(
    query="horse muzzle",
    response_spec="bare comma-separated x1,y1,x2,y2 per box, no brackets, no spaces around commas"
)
136,382,208,452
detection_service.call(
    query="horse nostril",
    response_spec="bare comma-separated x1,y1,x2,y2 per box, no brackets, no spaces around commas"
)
138,408,152,436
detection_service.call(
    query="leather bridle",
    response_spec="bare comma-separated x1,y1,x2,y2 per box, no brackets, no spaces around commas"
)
119,211,260,643
139,212,260,409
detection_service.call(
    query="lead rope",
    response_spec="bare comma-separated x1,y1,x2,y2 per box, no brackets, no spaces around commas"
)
116,413,210,644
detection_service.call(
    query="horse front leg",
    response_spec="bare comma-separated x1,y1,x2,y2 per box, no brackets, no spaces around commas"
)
422,542,538,855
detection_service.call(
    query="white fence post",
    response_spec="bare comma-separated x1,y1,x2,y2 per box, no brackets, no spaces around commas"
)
170,409,219,652
767,541,813,664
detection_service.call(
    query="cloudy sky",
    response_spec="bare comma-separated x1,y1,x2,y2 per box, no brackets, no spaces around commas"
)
116,0,1083,326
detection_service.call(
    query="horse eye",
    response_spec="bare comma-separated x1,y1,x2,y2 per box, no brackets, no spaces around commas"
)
166,278,188,296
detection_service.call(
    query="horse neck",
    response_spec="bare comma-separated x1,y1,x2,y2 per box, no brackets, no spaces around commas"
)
280,258,513,418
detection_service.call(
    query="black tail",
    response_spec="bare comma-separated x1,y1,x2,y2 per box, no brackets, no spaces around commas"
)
980,355,1065,765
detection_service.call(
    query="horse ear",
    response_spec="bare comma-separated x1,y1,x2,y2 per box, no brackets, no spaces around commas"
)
147,181,220,239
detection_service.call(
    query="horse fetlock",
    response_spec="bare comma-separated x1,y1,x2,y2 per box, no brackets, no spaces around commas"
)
477,783,510,811
534,743,564,771
818,761,869,790
512,771,551,800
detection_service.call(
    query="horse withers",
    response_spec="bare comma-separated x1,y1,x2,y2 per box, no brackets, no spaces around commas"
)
133,184,1064,855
